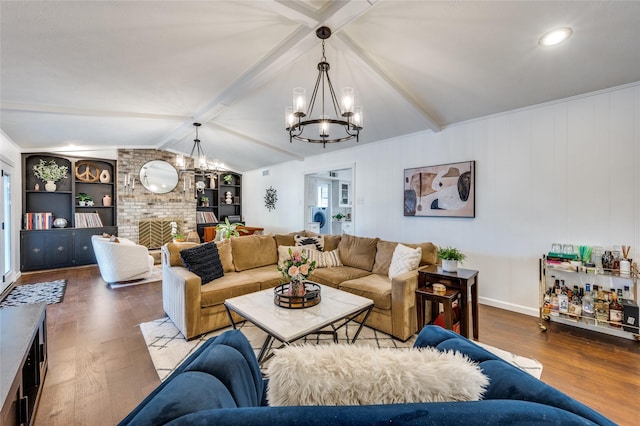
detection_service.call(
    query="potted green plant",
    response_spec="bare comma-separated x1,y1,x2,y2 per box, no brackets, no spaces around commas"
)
332,213,345,221
437,246,467,273
200,196,209,207
223,174,233,184
216,217,248,240
76,193,93,207
33,159,69,192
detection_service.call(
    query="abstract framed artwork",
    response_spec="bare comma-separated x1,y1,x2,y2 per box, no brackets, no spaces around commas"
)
403,161,475,218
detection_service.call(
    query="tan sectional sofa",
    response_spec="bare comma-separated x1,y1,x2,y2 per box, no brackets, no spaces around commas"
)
161,232,438,341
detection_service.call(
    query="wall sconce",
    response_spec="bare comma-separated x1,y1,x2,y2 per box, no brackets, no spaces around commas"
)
123,172,136,193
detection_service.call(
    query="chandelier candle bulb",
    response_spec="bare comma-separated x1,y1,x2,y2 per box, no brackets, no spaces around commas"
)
354,106,363,127
293,87,306,114
286,107,294,128
341,87,354,113
320,115,330,137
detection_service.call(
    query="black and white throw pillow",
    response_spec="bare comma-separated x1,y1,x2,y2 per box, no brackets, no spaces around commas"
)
180,242,224,284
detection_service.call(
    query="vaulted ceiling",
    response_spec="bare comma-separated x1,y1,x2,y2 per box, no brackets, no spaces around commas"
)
2,1,640,172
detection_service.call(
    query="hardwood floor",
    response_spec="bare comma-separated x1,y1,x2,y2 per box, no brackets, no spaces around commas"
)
12,266,640,425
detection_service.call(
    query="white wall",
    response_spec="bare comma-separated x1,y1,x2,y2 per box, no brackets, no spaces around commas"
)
244,82,640,316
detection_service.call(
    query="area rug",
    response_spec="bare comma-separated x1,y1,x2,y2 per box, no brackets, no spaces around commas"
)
139,317,542,381
108,265,162,289
0,279,67,309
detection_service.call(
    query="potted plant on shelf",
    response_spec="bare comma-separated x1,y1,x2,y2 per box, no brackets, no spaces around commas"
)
200,196,209,207
437,246,467,273
76,193,93,207
32,159,69,192
223,174,233,184
332,213,345,221
216,217,248,240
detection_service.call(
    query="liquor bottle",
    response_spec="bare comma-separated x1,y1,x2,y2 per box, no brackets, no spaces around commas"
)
623,286,632,301
582,283,595,324
558,291,569,317
542,290,551,319
594,285,609,326
568,288,582,320
609,290,623,328
550,291,559,317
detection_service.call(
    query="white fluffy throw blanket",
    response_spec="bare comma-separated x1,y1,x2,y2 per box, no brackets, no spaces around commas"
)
266,344,488,406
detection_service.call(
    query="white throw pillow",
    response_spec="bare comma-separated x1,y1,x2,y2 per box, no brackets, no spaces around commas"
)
266,344,488,406
301,248,343,268
277,245,299,268
388,243,422,279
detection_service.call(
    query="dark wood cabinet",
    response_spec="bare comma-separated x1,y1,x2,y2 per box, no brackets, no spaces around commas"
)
20,227,118,271
20,153,117,271
1,303,47,426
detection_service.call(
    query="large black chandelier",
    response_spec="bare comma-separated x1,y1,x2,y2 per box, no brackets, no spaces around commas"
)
286,27,363,147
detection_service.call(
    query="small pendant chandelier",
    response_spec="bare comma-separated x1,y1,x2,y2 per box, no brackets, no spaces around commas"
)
176,123,206,172
285,27,363,148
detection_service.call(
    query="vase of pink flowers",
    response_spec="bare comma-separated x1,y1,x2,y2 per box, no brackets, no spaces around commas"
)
277,247,316,296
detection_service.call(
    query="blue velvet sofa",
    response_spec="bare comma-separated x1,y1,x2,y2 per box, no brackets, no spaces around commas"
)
120,326,615,425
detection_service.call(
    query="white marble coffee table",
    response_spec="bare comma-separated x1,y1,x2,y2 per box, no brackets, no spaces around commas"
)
224,283,374,363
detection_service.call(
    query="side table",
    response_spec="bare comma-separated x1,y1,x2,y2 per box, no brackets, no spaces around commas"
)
417,265,479,340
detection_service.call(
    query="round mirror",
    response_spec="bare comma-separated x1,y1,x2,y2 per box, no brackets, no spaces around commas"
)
139,160,179,194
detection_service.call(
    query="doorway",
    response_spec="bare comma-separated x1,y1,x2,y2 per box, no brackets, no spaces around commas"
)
1,159,15,293
304,164,354,235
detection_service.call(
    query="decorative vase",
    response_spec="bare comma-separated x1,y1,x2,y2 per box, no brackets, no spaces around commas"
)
209,176,216,189
52,218,68,228
34,183,40,191
442,259,458,273
78,200,87,207
99,169,111,183
102,194,112,207
45,181,56,192
289,279,306,297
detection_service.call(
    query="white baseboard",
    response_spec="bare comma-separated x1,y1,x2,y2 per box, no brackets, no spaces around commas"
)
479,297,539,317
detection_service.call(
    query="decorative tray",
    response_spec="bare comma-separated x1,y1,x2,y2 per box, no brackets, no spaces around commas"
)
274,282,321,309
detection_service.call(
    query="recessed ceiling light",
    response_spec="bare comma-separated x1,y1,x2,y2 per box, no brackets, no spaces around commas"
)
539,27,573,47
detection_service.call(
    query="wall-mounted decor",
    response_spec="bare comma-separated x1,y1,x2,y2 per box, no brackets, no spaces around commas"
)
404,161,475,218
264,186,277,211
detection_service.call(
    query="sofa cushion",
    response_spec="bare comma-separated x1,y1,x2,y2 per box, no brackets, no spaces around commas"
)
301,248,343,268
266,344,488,406
166,242,199,267
339,274,391,310
200,274,261,307
274,233,297,248
309,266,372,288
371,240,398,275
389,244,422,279
405,241,438,266
323,234,341,252
243,265,283,290
294,234,324,251
231,234,277,272
125,371,237,424
180,243,224,284
337,234,380,271
216,239,235,273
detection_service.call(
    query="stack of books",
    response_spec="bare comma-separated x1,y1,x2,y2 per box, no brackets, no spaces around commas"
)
74,212,103,228
24,212,54,230
196,211,218,224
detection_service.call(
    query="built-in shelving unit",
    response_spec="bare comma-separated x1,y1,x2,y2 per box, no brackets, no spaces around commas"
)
20,153,117,271
194,171,242,241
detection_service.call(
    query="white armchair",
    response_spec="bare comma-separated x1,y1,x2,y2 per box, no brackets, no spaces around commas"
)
91,235,154,284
